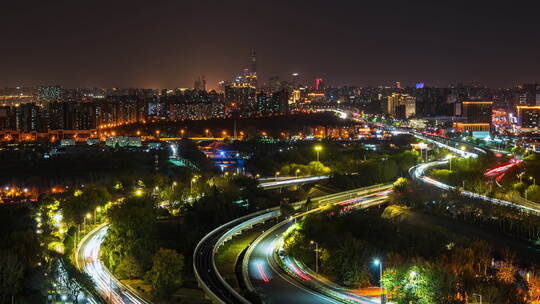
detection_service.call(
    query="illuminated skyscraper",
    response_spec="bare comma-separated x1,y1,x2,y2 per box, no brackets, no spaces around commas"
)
246,49,257,88
315,78,324,91
454,101,493,135
386,93,416,118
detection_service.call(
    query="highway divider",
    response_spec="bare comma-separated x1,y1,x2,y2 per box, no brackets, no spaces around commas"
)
242,185,392,294
194,183,390,303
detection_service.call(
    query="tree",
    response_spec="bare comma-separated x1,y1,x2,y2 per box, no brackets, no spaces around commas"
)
116,254,144,279
0,250,24,304
59,259,96,304
527,273,540,303
525,184,540,202
145,248,184,300
393,177,410,193
101,196,158,278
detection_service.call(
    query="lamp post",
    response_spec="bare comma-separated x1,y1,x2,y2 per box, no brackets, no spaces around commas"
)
94,207,101,225
472,293,482,304
295,169,300,178
190,177,198,194
518,171,525,183
83,213,91,232
310,241,319,277
530,176,536,186
374,259,385,304
314,145,322,162
448,154,453,171
275,171,280,180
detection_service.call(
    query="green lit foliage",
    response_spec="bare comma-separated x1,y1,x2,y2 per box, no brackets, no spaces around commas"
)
393,177,410,193
280,161,331,177
525,184,540,202
102,196,158,275
144,248,184,300
61,186,111,225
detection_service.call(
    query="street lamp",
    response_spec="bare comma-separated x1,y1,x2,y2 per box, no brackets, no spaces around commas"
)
83,213,92,231
314,145,322,162
530,176,536,186
275,171,280,180
472,293,482,304
310,240,319,277
94,207,101,225
447,154,454,171
373,259,385,304
191,176,198,194
295,169,300,178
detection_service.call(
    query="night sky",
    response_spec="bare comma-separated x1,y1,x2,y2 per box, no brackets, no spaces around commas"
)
1,0,539,89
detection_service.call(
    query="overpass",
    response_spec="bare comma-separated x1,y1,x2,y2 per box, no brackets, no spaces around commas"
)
193,184,391,304
258,175,330,190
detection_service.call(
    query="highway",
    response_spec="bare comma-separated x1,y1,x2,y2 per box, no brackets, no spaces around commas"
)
410,160,540,214
193,184,391,303
259,175,330,190
243,190,391,304
193,209,278,304
76,224,150,304
408,132,540,214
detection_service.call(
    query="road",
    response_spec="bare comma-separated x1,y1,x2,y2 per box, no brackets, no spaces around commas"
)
410,160,540,214
245,192,389,304
259,175,330,190
76,224,150,304
194,184,391,303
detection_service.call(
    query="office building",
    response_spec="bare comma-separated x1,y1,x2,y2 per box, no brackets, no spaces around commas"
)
386,93,416,118
517,106,540,129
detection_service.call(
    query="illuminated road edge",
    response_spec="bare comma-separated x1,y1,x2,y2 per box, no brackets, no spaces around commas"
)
410,160,540,214
76,223,151,304
194,184,390,303
274,196,388,304
242,187,392,304
259,175,330,190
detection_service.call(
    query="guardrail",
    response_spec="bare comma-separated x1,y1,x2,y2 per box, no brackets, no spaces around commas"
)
193,183,391,304
410,159,540,214
242,185,392,294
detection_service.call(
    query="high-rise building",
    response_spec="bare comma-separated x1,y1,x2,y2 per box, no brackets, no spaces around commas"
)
462,101,492,123
37,85,63,106
194,76,207,91
386,93,416,118
272,88,290,115
268,76,281,93
291,73,300,88
315,78,324,91
246,49,257,88
517,106,540,129
454,101,493,135
225,83,256,114
518,84,538,106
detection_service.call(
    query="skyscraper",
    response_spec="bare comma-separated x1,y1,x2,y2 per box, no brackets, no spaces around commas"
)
194,76,207,91
315,78,324,91
386,93,416,118
247,49,257,88
454,101,493,136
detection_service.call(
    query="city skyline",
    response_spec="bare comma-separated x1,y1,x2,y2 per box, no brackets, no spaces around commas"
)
1,1,539,89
